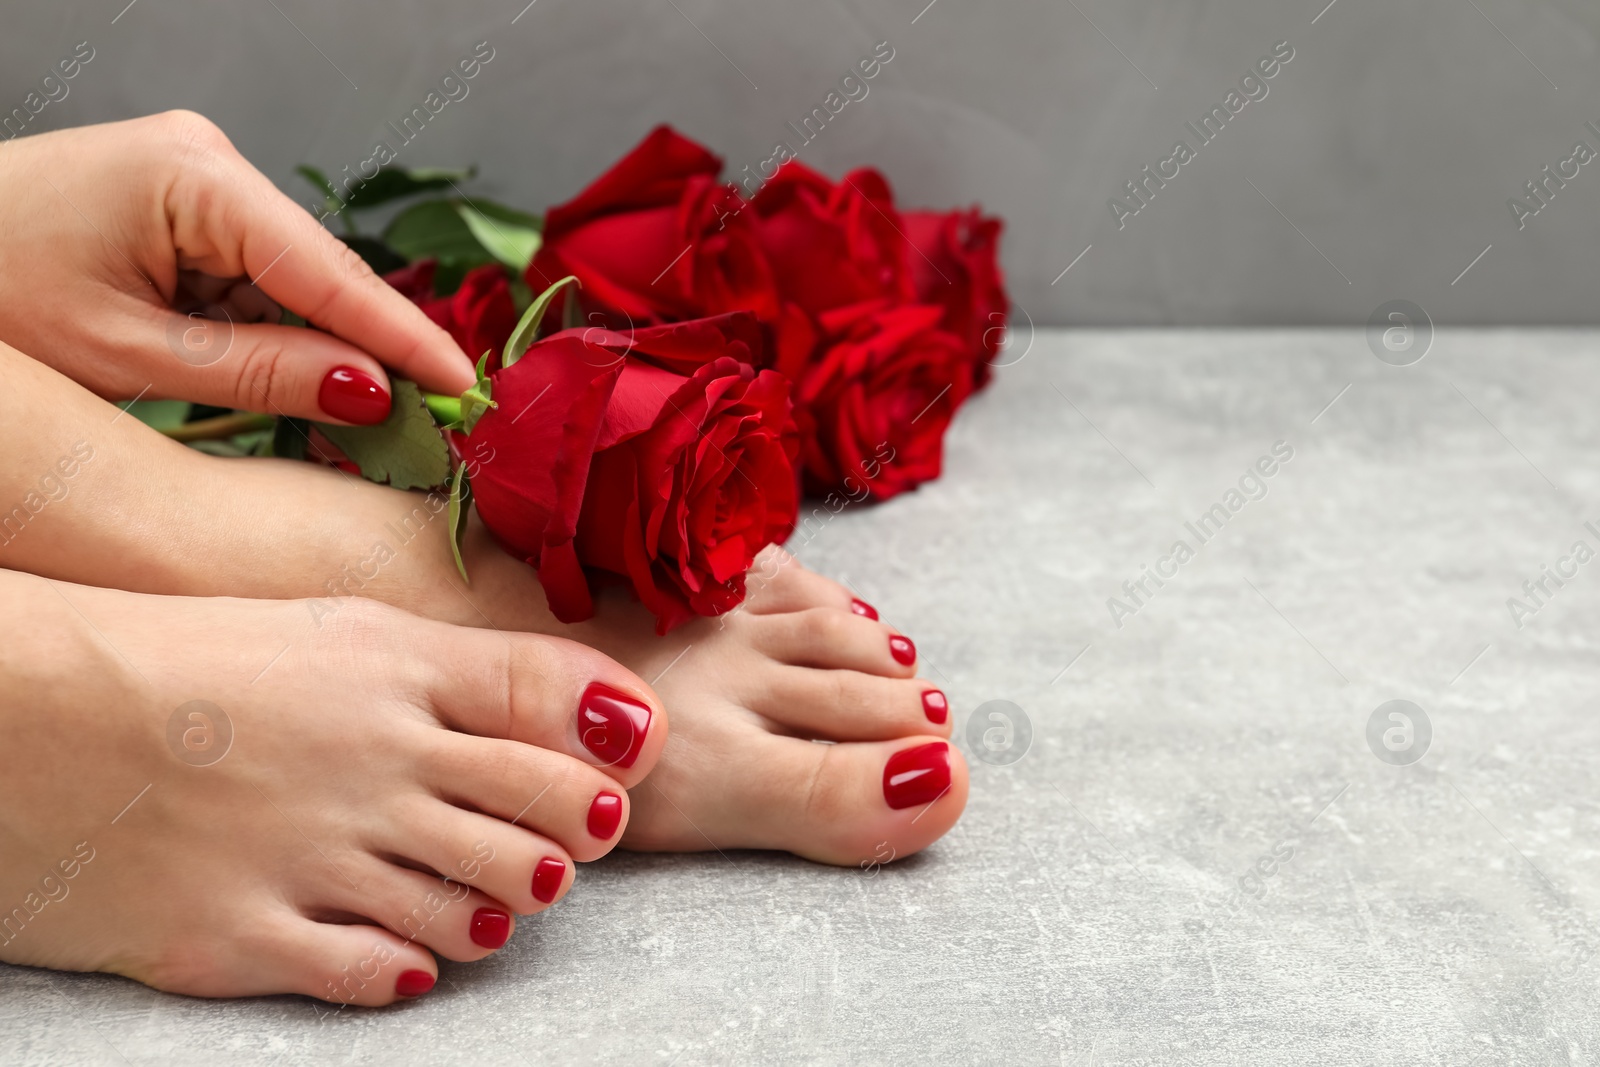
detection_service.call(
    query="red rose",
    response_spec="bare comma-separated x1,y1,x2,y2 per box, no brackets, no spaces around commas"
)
385,259,517,367
797,301,972,502
529,126,782,330
748,161,913,326
465,312,799,633
902,208,1008,388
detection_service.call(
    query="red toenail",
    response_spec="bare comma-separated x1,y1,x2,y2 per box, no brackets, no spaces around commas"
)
587,791,624,839
532,857,566,903
577,682,653,769
396,969,435,998
889,635,916,665
883,742,952,810
922,689,949,725
851,598,879,620
470,908,511,949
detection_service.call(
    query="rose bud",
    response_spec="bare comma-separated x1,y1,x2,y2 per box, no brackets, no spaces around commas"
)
465,310,799,632
902,208,1009,389
385,259,517,366
797,301,973,502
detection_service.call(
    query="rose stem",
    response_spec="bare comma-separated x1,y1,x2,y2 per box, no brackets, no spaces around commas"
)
161,412,275,442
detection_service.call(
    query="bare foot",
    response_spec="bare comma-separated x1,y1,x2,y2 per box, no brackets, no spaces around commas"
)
0,351,963,870
563,548,969,867
0,572,664,1004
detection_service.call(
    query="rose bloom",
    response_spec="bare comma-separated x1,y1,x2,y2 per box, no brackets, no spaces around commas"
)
528,125,783,330
386,259,517,367
796,301,973,502
902,208,1009,389
465,312,799,632
748,161,913,334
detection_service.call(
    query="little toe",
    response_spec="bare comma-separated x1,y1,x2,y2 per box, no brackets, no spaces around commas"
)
420,730,629,868
232,911,437,1007
755,667,952,742
413,621,666,786
749,607,919,677
319,858,518,961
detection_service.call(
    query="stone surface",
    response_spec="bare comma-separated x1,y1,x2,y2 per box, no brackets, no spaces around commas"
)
7,329,1600,1065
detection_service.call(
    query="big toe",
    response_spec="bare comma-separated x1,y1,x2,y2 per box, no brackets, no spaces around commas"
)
630,733,968,868
400,610,667,787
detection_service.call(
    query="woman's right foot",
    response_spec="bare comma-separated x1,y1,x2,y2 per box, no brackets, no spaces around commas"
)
0,571,664,1005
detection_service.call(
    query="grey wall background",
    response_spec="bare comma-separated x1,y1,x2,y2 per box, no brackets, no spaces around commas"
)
4,0,1600,326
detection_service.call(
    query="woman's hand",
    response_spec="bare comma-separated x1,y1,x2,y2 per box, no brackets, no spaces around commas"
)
0,111,477,423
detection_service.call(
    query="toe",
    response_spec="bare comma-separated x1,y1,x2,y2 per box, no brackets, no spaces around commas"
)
222,910,438,1007
411,622,666,787
747,607,919,677
377,795,601,915
315,858,521,962
632,734,967,868
754,667,952,742
742,546,855,614
418,730,628,869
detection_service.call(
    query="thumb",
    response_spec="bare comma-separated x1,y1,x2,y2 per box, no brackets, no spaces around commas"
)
162,310,396,425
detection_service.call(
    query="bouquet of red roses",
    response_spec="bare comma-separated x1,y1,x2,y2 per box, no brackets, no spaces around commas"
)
280,128,1007,632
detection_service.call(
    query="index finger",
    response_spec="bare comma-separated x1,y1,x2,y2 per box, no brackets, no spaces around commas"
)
168,146,478,398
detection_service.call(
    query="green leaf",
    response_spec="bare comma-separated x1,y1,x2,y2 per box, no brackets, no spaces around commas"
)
340,235,407,276
448,464,473,583
301,164,474,214
296,164,340,211
342,165,475,212
124,399,191,430
383,196,542,275
314,380,451,490
456,202,541,272
469,198,542,232
297,165,355,235
503,276,580,369
384,199,494,270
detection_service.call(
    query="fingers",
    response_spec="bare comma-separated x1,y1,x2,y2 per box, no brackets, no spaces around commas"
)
158,112,476,399
157,312,396,424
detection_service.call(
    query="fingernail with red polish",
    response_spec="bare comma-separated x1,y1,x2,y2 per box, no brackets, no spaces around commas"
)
531,857,566,904
921,689,948,725
318,366,391,425
883,742,951,810
588,791,623,840
577,682,652,769
395,969,435,998
851,598,879,620
889,635,916,666
469,907,511,949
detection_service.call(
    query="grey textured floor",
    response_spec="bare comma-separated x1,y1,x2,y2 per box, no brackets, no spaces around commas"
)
7,329,1600,1065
